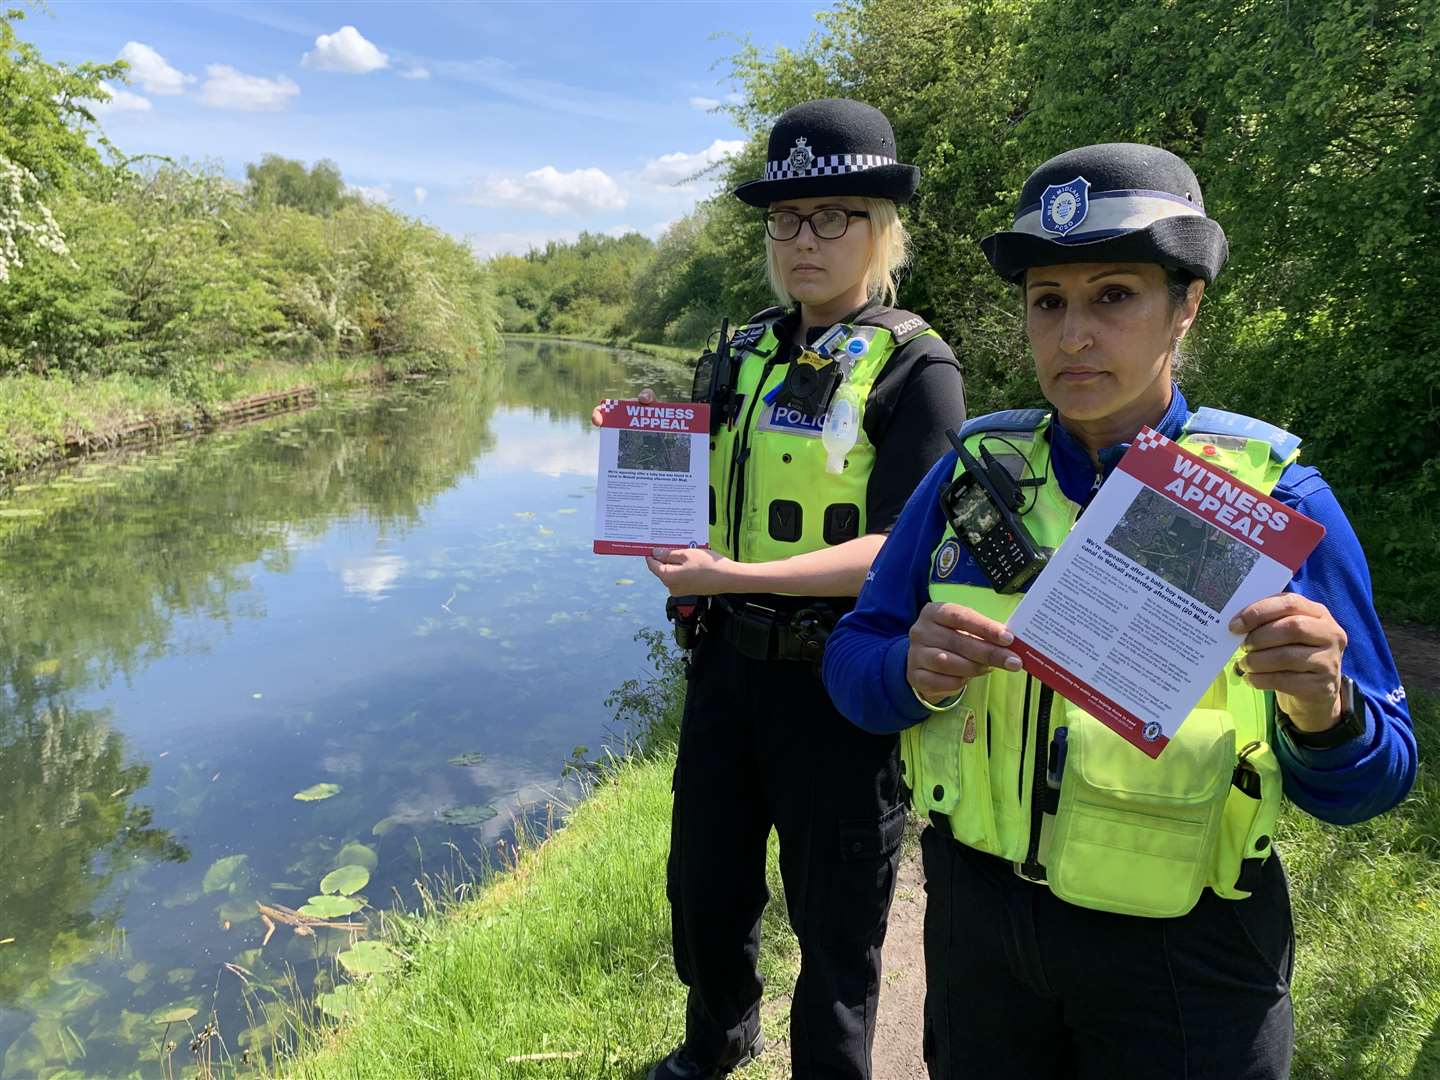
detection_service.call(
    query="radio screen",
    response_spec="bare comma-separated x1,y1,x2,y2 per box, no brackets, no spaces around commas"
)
953,483,1001,546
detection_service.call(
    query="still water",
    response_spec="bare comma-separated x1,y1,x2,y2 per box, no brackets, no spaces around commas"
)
0,340,690,1078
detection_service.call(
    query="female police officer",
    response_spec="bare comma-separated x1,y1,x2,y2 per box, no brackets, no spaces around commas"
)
822,142,1416,1078
632,99,965,1080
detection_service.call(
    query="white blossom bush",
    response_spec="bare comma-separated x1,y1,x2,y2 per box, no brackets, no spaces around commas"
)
0,153,68,283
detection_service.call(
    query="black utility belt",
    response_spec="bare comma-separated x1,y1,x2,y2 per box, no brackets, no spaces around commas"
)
706,598,839,664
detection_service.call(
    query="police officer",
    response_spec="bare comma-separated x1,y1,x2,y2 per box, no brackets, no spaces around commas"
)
822,143,1416,1078
637,99,966,1079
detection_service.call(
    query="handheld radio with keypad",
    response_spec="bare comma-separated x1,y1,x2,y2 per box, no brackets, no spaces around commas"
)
939,431,1048,594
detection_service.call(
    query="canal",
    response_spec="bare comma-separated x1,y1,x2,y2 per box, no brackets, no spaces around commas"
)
0,339,690,1077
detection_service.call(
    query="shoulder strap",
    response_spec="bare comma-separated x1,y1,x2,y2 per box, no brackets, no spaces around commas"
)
1182,407,1300,463
855,308,931,345
958,408,1050,440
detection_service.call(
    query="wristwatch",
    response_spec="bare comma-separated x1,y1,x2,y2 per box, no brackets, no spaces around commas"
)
1276,675,1365,749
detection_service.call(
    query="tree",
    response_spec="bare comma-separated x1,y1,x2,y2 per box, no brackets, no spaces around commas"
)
244,154,351,216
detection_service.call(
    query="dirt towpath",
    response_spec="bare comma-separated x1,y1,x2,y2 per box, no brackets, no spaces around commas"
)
867,618,1437,1080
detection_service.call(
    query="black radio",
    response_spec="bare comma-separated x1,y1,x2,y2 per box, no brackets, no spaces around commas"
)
939,432,1048,594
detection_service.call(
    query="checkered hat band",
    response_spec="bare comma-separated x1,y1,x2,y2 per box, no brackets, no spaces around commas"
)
763,153,897,180
1011,190,1204,240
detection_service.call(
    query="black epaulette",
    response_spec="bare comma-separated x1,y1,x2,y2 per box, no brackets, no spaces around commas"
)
855,308,931,344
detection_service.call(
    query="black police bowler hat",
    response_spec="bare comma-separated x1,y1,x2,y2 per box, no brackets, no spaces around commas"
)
733,98,920,207
980,143,1228,283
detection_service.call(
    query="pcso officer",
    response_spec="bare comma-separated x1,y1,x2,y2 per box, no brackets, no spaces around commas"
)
822,143,1416,1078
620,99,966,1080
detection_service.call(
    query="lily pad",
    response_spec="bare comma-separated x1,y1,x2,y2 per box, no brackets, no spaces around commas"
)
615,578,635,586
446,751,485,767
317,985,363,1019
294,782,341,802
335,842,378,871
336,940,398,977
202,854,249,894
320,865,370,896
371,816,402,837
440,804,498,827
152,1005,198,1025
298,895,363,919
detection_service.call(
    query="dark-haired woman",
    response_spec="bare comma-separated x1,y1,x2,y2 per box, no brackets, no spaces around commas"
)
823,142,1415,1078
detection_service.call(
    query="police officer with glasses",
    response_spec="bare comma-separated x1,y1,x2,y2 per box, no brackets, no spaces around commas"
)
822,142,1416,1079
616,98,966,1080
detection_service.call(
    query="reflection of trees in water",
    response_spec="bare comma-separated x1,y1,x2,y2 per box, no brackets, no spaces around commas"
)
0,700,187,1008
500,340,692,424
1106,488,1258,609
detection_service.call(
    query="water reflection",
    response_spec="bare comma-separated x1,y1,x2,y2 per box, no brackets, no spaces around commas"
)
0,339,690,1077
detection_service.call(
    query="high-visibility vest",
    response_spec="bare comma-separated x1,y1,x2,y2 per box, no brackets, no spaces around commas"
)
708,308,937,563
909,407,1300,917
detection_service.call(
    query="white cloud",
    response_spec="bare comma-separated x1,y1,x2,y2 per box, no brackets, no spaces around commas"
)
337,555,406,599
349,184,393,204
118,42,195,95
401,66,431,80
639,139,745,187
303,26,389,73
414,186,429,205
466,165,627,216
688,96,720,111
199,65,300,111
90,81,153,115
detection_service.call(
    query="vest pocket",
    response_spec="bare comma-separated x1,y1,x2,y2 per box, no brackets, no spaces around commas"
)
768,499,803,542
1046,708,1233,918
1210,739,1282,900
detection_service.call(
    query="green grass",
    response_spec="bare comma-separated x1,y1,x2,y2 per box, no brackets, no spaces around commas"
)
0,357,409,479
275,752,799,1080
277,692,1440,1080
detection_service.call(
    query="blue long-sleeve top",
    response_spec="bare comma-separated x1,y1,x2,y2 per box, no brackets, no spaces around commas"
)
823,386,1416,825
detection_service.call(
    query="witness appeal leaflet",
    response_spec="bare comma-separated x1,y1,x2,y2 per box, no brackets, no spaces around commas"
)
1005,427,1325,758
593,400,710,556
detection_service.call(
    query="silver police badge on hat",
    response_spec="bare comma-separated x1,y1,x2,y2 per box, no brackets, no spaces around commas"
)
1040,176,1091,236
788,137,815,173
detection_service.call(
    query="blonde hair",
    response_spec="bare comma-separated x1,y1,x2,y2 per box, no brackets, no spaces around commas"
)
765,196,911,308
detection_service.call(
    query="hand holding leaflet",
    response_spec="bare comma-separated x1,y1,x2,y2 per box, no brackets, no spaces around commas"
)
1005,427,1325,758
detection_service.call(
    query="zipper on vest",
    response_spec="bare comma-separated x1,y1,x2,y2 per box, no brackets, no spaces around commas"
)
726,355,779,560
1020,685,1055,881
1016,676,1032,800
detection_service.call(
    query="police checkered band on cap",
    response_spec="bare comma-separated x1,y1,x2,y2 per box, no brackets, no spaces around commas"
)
763,152,899,181
1010,188,1206,245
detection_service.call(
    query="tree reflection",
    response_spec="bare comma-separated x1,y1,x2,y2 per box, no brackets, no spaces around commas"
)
0,699,187,1008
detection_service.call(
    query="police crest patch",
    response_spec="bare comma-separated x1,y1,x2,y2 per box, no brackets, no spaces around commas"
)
935,539,961,579
1040,176,1090,236
788,137,815,173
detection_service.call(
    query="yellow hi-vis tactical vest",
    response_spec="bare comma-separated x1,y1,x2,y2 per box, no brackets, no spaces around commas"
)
708,308,938,564
907,407,1302,918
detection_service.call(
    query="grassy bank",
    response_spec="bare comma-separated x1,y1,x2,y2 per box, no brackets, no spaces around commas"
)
0,357,432,479
276,752,799,1079
277,690,1440,1079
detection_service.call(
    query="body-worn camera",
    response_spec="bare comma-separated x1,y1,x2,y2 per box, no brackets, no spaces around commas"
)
693,318,743,434
772,348,841,416
939,433,1048,594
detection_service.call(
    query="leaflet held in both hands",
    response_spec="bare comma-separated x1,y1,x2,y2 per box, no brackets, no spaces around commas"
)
1006,427,1325,758
593,399,710,556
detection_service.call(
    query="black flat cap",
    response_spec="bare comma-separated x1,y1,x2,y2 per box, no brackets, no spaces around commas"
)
733,98,920,207
980,143,1228,283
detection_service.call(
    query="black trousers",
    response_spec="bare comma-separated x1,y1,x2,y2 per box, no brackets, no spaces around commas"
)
667,632,904,1079
920,826,1295,1080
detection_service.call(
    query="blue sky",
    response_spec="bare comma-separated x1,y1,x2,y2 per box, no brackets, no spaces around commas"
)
26,1,832,254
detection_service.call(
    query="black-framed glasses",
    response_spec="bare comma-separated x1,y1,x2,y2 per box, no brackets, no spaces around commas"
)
764,208,870,241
